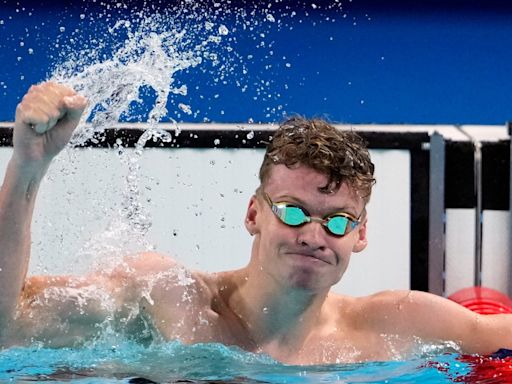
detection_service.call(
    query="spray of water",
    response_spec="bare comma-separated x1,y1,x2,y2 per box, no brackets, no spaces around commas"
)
48,8,237,262
53,20,208,145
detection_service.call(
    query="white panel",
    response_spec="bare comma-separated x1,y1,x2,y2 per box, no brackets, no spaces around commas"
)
334,149,410,296
0,146,410,297
137,147,261,273
0,148,11,170
481,210,511,294
445,209,475,296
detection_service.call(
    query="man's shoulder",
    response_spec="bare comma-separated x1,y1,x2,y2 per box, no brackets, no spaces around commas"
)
117,252,179,274
107,252,212,291
356,289,439,312
329,289,413,306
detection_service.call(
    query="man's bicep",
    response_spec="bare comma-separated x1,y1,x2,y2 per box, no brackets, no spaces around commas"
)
467,314,512,354
430,300,512,355
387,291,489,350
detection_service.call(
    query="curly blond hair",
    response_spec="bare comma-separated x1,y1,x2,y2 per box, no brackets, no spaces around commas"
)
259,117,375,202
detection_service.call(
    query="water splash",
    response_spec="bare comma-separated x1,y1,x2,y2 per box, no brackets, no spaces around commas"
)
52,14,225,146
115,129,173,239
48,8,237,250
40,2,353,258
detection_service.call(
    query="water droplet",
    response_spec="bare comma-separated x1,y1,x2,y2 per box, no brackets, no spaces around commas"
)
218,24,229,35
213,138,220,145
262,307,269,314
246,131,254,140
59,26,65,32
178,103,192,115
266,14,275,22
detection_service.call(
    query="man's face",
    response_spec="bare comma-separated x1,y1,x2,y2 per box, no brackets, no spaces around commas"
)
246,164,368,293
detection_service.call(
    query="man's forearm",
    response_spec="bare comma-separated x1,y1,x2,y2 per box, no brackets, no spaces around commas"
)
0,82,87,344
0,158,48,334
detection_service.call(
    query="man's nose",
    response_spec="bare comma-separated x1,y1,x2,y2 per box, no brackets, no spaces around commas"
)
296,220,327,250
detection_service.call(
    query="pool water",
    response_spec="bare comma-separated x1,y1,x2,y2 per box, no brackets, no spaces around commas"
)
2,340,511,383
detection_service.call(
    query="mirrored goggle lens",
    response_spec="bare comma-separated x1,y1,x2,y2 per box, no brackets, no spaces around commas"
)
326,215,350,236
273,204,307,226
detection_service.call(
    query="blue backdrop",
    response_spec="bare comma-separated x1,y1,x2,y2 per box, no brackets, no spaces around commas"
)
1,0,512,125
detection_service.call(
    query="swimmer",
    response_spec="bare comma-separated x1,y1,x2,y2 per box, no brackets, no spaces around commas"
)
0,81,511,364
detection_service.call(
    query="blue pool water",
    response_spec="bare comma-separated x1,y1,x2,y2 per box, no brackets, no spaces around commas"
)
1,340,509,383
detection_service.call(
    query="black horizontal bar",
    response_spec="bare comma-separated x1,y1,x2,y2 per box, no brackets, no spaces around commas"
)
0,125,431,150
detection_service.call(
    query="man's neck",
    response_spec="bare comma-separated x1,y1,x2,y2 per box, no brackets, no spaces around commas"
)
227,267,330,355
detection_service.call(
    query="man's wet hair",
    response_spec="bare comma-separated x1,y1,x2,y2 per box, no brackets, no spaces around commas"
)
258,116,376,202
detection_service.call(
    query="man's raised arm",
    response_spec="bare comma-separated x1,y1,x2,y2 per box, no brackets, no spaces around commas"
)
0,82,87,339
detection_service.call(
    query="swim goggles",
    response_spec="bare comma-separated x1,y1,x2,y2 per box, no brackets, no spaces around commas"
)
263,193,361,237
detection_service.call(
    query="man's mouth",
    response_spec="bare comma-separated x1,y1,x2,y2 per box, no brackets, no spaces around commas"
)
288,252,332,265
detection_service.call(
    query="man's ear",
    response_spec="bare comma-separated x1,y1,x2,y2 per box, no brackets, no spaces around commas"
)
352,217,368,253
244,195,260,236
